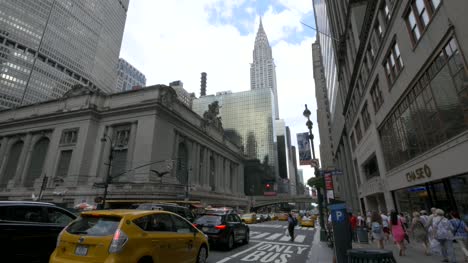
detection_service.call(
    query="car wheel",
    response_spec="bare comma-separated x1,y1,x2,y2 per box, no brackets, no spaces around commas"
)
226,234,234,250
243,230,250,244
137,256,153,263
196,245,208,263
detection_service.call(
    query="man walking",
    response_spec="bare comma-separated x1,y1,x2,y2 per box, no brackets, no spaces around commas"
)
288,212,297,242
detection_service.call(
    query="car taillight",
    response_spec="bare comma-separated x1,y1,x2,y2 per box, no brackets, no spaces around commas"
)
56,228,65,248
215,225,226,230
109,229,128,253
193,224,199,228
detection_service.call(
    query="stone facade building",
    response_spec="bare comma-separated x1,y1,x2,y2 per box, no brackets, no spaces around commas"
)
315,0,468,215
0,85,247,208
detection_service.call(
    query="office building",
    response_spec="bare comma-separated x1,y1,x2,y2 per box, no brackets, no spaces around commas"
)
116,58,146,91
312,0,360,212
316,0,468,215
192,89,279,195
0,0,129,109
250,18,279,119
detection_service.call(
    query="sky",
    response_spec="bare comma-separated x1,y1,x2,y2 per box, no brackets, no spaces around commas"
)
119,0,320,185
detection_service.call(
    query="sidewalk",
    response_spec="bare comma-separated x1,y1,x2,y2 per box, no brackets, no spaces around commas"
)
307,227,466,262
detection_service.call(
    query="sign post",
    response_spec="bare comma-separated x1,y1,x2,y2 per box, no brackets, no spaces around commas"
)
328,202,352,263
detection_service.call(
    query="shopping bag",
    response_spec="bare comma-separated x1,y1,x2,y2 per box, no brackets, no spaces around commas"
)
430,238,442,256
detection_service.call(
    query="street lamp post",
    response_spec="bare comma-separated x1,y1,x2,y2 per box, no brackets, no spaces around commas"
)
303,104,327,241
101,135,114,209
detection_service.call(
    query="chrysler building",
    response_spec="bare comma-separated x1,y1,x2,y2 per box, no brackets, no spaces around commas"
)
250,18,279,119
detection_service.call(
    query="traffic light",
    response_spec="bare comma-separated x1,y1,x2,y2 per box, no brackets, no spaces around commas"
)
266,183,271,190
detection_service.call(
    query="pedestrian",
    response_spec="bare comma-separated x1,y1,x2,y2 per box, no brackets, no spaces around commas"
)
449,211,468,262
349,212,357,242
371,211,384,249
420,210,429,227
357,213,365,227
432,209,456,263
287,212,297,242
381,211,390,242
390,210,406,256
410,211,430,255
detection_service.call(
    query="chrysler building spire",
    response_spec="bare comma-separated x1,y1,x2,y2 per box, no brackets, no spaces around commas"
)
250,18,279,119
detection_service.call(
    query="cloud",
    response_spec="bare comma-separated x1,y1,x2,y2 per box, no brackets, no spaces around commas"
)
120,0,319,184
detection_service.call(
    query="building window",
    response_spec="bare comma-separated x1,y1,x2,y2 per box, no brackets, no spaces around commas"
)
362,155,380,180
350,132,357,150
1,140,23,188
379,36,468,170
405,0,442,44
111,126,131,179
60,129,78,145
361,103,372,131
370,79,384,112
55,150,72,178
383,41,404,86
355,120,363,143
176,142,189,185
25,138,50,187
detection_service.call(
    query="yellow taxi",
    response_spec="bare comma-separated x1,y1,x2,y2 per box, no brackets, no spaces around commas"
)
277,213,288,221
270,213,278,221
240,213,257,224
300,215,315,227
50,209,209,263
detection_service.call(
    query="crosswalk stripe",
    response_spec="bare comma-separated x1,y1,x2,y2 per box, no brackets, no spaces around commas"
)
283,225,287,228
295,235,306,243
279,235,291,242
265,233,283,240
251,232,270,239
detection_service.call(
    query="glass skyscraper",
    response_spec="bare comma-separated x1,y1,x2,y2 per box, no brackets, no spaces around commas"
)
116,58,146,92
0,0,129,110
192,89,277,170
250,18,279,119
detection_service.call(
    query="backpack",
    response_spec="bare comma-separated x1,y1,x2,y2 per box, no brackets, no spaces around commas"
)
372,222,382,234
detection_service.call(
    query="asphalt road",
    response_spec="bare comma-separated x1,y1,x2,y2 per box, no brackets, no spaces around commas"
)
207,220,316,263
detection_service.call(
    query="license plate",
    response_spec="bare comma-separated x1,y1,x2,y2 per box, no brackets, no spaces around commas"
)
202,227,208,232
75,245,88,256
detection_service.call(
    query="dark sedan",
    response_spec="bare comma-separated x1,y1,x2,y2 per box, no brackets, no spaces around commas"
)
0,201,77,262
194,212,249,250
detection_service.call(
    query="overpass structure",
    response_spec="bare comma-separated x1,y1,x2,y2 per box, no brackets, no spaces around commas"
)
250,194,316,209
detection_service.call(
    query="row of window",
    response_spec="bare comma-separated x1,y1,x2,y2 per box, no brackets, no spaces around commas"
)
349,0,443,152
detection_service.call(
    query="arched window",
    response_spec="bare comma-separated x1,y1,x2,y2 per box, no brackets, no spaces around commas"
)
1,141,23,188
176,142,188,185
209,155,215,191
24,138,50,187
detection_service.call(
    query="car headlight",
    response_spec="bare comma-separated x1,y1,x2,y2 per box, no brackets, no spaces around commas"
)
204,234,208,240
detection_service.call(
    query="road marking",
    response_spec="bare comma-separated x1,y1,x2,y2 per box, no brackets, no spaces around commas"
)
215,242,264,263
249,224,283,228
250,240,310,247
279,235,291,242
295,235,306,243
265,233,283,240
283,225,287,228
251,232,270,239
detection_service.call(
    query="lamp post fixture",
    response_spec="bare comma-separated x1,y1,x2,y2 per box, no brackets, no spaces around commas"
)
100,134,114,209
303,104,327,241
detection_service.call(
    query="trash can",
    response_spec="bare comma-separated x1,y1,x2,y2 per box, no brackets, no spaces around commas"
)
356,226,369,243
347,249,396,263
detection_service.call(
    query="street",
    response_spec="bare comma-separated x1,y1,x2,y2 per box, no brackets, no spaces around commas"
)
208,221,316,263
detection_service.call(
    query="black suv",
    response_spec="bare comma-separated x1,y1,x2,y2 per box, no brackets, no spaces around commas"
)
135,203,195,222
0,201,77,262
194,211,249,250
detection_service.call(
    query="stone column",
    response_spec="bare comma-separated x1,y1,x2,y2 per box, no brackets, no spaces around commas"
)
0,137,9,173
15,133,33,186
203,148,210,189
193,143,200,186
126,121,138,180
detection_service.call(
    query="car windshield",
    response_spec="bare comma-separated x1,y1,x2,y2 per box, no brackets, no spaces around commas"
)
194,215,223,225
66,215,121,236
